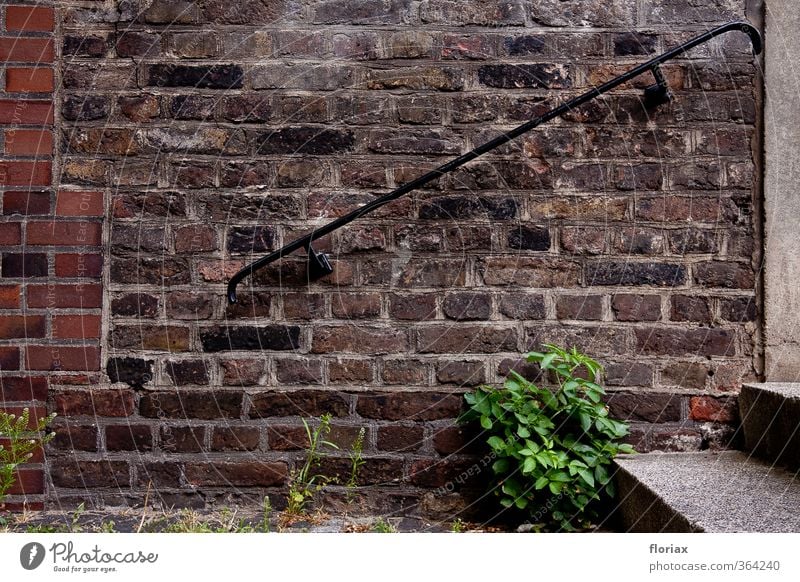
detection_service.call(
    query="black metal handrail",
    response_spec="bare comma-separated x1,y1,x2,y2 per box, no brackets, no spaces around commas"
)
227,21,761,304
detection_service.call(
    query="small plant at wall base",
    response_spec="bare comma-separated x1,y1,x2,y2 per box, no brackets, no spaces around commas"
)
0,408,56,506
286,414,339,515
460,345,634,532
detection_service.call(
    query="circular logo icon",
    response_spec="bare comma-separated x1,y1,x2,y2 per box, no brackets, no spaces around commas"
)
20,542,46,570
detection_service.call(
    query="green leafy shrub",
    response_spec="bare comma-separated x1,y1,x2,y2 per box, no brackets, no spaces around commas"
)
460,345,634,531
1,408,56,505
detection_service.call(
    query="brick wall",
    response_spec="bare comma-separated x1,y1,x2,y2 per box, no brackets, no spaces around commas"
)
3,0,762,515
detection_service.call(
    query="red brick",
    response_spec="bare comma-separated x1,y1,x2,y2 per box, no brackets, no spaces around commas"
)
26,221,101,246
6,467,44,495
55,253,103,278
0,346,20,370
0,376,48,401
0,284,20,307
6,67,53,92
52,314,102,339
27,284,102,308
4,129,52,155
0,38,53,63
25,345,100,371
689,396,737,423
0,315,45,338
55,191,104,216
5,6,55,32
0,221,22,244
3,191,50,215
53,389,135,417
0,100,53,124
0,161,51,185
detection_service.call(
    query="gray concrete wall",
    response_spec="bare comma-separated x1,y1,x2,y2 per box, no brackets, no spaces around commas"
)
764,1,800,379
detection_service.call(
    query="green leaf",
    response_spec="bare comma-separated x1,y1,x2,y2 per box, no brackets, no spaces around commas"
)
548,481,563,495
534,475,549,490
480,415,493,430
517,426,531,438
579,411,592,433
486,436,505,450
522,457,537,474
492,459,510,474
500,497,514,508
618,443,636,454
578,469,595,487
540,353,557,370
515,497,529,510
594,464,610,485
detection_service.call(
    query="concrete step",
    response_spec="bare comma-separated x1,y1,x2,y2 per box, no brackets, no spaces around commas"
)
739,382,800,470
614,451,800,532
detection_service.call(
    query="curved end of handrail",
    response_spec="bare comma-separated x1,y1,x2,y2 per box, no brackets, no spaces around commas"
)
736,21,763,55
226,276,240,304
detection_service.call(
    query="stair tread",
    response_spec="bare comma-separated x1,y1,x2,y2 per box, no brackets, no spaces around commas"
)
743,382,800,399
615,451,800,532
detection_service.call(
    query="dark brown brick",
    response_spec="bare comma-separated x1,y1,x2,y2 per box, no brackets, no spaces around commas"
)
377,424,424,452
587,262,686,287
357,392,462,421
389,293,437,321
605,362,654,387
185,461,287,487
249,390,350,418
435,360,485,386
719,296,757,322
313,326,407,354
50,422,98,452
50,460,129,488
140,391,243,420
634,327,736,356
671,295,712,323
661,362,710,390
106,424,153,451
418,325,518,354
556,295,603,320
53,389,135,417
481,257,581,287
612,294,661,322
211,426,260,451
382,359,428,385
275,358,323,384
328,359,374,384
693,261,754,289
443,292,491,321
161,426,205,453
499,293,546,319
433,425,483,455
606,392,682,423
165,360,210,386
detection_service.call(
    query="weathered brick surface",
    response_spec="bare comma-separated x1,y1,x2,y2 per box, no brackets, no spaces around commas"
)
30,0,762,514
